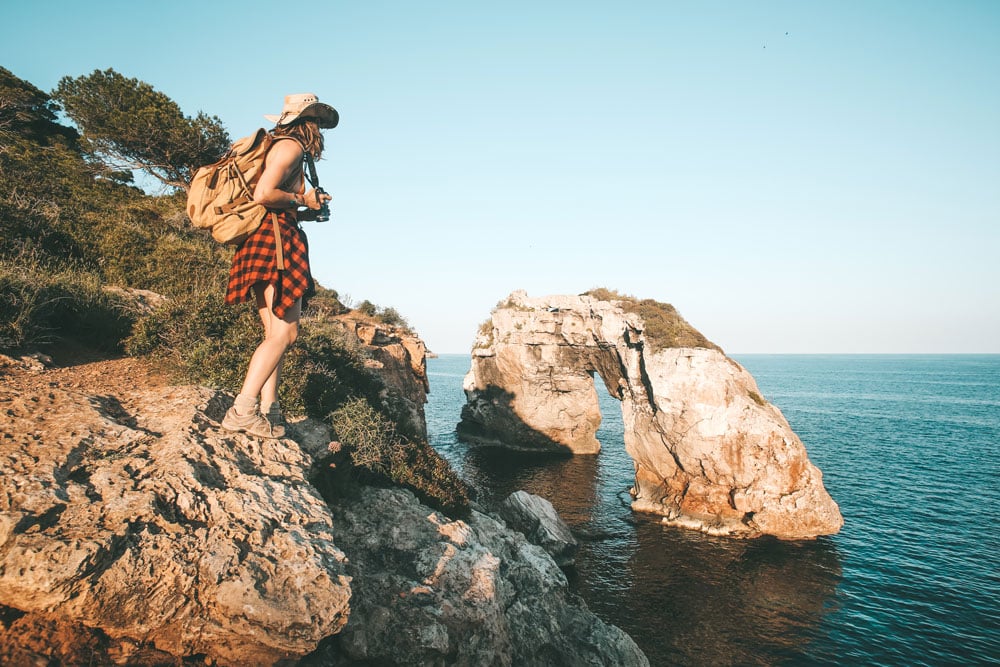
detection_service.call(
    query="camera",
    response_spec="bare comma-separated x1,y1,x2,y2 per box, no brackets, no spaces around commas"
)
315,187,331,222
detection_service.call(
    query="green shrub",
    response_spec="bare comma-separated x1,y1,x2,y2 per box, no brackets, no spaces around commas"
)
0,254,132,352
331,397,471,518
356,300,378,317
126,287,386,418
279,323,383,418
353,299,410,330
377,306,407,328
124,287,260,390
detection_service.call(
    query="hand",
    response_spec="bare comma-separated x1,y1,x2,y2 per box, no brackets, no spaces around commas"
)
303,188,332,210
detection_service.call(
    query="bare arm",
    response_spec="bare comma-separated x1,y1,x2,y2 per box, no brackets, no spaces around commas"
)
253,140,331,211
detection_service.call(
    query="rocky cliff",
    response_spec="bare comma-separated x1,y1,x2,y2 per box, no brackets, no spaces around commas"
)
0,354,646,666
333,314,429,439
458,291,843,540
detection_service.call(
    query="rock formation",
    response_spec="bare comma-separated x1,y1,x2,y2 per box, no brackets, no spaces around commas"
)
458,291,843,540
309,487,646,666
332,314,429,440
497,491,578,567
0,354,646,665
0,371,351,665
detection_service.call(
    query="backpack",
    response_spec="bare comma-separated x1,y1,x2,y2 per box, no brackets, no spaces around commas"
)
186,128,285,245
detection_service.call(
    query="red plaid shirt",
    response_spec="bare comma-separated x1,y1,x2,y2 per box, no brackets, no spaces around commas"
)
225,211,313,319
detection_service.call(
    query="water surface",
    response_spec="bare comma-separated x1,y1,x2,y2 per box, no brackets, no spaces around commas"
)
425,354,1000,666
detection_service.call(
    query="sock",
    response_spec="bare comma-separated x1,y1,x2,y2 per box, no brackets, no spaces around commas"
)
234,393,258,415
262,400,280,415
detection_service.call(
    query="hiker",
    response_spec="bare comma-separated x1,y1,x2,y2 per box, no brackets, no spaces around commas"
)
221,93,338,438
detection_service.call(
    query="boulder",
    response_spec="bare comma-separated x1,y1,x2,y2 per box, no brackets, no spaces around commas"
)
308,486,647,667
0,380,350,666
498,491,578,567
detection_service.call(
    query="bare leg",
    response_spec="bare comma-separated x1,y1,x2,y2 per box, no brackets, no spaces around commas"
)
255,287,284,409
238,283,301,403
261,358,283,409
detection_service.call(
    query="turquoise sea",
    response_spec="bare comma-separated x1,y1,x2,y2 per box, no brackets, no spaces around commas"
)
425,354,1000,666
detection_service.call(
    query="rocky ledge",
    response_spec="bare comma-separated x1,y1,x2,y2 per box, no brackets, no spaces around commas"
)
0,355,646,666
332,313,430,440
458,291,843,540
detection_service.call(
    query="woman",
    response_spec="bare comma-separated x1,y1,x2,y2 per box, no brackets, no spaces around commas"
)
221,93,337,438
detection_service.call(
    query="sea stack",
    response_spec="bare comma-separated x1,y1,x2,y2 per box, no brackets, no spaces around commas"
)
458,290,843,540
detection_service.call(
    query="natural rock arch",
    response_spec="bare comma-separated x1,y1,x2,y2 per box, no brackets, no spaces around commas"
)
458,291,843,540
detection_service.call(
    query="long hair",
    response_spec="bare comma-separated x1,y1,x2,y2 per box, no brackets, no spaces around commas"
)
273,119,324,160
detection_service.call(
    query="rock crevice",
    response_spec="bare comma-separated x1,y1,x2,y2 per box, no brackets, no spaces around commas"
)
458,291,843,540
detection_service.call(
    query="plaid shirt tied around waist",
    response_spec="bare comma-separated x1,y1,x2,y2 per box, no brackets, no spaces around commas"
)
225,211,313,319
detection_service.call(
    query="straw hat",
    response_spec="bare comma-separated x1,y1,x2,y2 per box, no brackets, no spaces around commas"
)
264,93,339,128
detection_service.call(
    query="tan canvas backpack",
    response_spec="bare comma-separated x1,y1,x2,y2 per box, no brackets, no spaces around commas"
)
187,129,300,248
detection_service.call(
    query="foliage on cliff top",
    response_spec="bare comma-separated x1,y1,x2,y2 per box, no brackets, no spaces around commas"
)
584,288,722,353
2,66,470,519
353,299,411,330
472,317,495,350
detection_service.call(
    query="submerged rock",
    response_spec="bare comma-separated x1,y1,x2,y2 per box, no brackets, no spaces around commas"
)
458,291,844,540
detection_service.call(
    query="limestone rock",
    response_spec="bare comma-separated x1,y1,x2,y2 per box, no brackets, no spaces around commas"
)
458,291,843,540
498,491,578,567
335,314,429,439
307,486,648,667
0,380,351,665
2,354,648,666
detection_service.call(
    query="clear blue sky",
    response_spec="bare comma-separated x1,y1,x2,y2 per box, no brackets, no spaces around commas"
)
3,1,998,353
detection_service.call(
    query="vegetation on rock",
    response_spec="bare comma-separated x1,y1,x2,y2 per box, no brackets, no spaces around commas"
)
330,398,471,518
584,287,721,352
353,299,410,329
473,317,495,350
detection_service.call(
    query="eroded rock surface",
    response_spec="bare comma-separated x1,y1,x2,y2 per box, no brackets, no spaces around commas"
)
1,354,646,665
307,487,646,667
0,369,351,665
498,491,578,567
458,291,843,540
335,314,430,439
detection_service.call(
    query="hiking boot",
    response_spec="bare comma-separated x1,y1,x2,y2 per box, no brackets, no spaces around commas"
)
264,402,286,430
221,406,285,439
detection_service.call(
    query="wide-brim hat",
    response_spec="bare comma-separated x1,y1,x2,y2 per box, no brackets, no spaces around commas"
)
264,93,339,129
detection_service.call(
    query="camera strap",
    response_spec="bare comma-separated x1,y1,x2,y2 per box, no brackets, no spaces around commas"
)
304,152,321,190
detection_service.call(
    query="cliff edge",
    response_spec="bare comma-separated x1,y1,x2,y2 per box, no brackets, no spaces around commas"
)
0,353,646,666
458,291,843,540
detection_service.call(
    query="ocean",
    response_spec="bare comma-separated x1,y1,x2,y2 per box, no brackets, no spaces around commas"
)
424,354,1000,666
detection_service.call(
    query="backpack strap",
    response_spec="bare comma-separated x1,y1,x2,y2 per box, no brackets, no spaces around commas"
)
270,212,285,271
